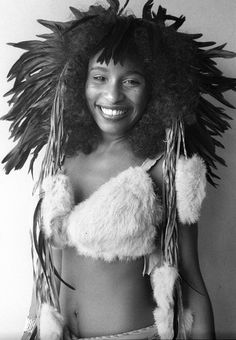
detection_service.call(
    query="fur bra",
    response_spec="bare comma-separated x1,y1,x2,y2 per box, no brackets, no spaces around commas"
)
67,166,162,261
175,154,207,225
41,166,162,260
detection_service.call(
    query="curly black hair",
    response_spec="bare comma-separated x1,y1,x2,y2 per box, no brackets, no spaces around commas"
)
63,7,199,159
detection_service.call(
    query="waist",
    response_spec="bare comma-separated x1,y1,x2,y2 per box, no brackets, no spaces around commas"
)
61,247,151,288
60,250,155,336
71,324,158,339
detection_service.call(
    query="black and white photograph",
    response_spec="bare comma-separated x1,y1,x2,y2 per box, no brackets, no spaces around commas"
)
0,1,235,339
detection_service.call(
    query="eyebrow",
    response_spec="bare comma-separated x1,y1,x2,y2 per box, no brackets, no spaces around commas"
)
89,66,145,77
89,66,109,72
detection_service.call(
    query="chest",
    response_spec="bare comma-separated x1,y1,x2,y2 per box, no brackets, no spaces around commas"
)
64,154,148,204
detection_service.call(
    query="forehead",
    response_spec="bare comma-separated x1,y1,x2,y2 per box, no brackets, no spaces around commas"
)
88,52,145,74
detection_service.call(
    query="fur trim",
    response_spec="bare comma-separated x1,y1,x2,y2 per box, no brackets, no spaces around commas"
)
175,154,207,224
151,262,178,340
41,173,74,246
39,303,64,340
67,166,162,261
153,308,174,340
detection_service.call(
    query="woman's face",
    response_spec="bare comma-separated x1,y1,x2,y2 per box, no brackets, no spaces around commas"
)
85,53,148,139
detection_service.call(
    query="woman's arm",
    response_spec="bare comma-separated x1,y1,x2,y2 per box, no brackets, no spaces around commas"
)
178,222,216,339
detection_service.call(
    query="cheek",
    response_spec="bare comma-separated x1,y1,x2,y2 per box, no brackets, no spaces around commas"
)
85,82,98,102
134,89,148,113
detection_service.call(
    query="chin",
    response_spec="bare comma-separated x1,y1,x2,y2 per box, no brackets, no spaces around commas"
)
94,112,141,137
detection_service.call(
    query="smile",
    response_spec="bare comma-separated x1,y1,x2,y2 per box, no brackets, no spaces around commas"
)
98,106,129,120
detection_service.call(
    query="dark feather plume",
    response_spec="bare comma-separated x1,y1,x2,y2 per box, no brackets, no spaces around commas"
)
107,0,120,14
142,0,154,20
118,0,130,15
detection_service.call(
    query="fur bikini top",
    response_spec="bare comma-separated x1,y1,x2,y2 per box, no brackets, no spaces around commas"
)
41,153,207,264
41,157,163,262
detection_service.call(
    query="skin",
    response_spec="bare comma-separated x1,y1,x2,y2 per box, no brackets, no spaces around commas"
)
178,223,216,339
85,53,148,141
24,54,215,339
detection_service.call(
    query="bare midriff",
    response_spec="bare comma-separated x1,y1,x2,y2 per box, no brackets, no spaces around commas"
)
59,247,155,338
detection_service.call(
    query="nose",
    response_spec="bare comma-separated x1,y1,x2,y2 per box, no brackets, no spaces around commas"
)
104,82,125,103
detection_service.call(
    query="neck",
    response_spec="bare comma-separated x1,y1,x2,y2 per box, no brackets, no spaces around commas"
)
99,133,130,151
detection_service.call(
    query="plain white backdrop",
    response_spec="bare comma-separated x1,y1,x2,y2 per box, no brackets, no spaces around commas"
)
0,1,236,339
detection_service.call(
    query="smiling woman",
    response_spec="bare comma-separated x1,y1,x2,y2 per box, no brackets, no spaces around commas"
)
1,0,236,340
85,54,148,138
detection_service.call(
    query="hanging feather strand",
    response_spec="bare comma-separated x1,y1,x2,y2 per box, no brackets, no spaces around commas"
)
36,63,68,189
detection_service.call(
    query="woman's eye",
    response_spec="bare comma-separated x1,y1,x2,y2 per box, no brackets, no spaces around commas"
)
123,79,141,86
93,75,106,82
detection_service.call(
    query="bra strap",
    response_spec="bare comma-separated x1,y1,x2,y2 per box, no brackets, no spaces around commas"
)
141,154,163,172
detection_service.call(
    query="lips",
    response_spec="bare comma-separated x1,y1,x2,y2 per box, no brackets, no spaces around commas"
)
97,105,129,120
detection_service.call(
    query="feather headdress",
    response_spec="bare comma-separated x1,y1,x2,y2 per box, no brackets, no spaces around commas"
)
2,1,235,339
2,0,236,184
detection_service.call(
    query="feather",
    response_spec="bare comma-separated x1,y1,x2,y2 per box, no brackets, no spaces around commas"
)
194,40,216,48
49,253,75,290
118,0,130,15
169,15,185,30
69,6,85,19
206,43,236,58
155,5,167,24
65,16,97,34
2,17,68,174
37,19,68,34
32,199,49,284
107,0,119,14
142,0,154,20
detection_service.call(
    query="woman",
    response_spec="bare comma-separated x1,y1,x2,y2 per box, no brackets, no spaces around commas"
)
2,1,235,339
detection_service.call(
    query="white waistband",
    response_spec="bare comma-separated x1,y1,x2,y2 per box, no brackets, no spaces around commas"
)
72,324,158,340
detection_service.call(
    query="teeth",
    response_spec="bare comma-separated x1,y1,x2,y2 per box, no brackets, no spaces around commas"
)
100,107,126,117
